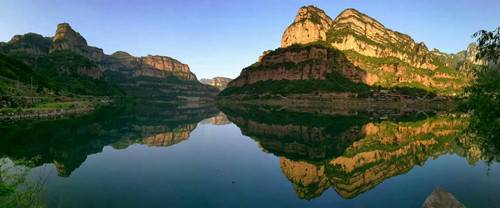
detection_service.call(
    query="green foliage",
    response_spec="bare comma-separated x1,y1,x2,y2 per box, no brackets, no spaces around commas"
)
220,71,369,96
0,50,124,96
0,54,39,83
473,27,500,64
0,158,46,208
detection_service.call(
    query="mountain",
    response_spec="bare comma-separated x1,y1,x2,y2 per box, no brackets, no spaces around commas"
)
200,77,232,90
221,6,470,99
0,23,218,101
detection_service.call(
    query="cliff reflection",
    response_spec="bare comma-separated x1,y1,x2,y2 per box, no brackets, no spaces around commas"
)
219,104,483,200
0,101,219,177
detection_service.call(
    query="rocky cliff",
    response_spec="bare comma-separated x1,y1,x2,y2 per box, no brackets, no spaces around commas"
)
281,6,333,48
50,23,106,62
223,6,470,97
0,23,217,99
200,77,232,90
110,51,197,80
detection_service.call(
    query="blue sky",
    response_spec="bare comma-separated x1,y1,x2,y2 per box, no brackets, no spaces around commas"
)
1,0,499,79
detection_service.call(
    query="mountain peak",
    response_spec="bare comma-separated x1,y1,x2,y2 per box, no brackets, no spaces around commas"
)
52,23,88,47
294,5,331,23
281,5,333,47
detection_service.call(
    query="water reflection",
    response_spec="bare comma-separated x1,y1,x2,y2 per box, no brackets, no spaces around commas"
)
219,104,488,200
0,101,219,177
0,101,499,207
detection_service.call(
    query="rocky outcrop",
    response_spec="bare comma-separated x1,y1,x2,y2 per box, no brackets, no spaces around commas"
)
464,43,488,66
330,9,437,70
281,6,333,48
0,33,51,58
222,6,469,97
200,77,232,90
282,7,437,70
0,23,216,98
50,23,105,62
110,52,197,80
228,45,365,88
422,187,465,208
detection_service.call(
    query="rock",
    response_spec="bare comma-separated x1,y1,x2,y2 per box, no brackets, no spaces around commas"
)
50,23,105,61
50,23,88,51
108,52,198,81
139,55,197,80
422,187,465,208
281,5,333,48
200,77,233,90
223,6,470,97
227,45,365,88
0,33,51,57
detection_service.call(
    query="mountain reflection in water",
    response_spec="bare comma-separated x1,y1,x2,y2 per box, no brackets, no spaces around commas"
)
0,101,219,177
1,102,499,207
218,104,491,200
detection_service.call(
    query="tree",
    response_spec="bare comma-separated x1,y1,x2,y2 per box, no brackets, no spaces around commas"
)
460,26,500,160
473,27,500,65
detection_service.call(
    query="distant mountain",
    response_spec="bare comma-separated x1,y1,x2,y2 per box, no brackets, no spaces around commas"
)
0,23,218,100
200,77,232,90
221,6,472,99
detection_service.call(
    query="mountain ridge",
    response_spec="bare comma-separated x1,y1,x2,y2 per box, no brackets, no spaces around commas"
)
222,6,473,98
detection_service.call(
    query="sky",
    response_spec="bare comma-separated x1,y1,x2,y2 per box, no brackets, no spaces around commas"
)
1,0,499,79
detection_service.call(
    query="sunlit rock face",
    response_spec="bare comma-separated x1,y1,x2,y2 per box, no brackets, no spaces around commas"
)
200,77,232,90
227,45,366,88
330,9,437,70
109,51,197,81
282,6,436,70
224,5,469,97
281,6,333,48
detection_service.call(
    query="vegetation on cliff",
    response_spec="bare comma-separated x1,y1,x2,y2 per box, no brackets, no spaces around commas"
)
222,6,472,98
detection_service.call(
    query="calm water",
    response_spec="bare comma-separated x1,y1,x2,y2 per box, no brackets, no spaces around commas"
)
1,101,500,207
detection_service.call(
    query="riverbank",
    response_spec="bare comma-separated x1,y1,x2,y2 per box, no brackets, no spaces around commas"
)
0,96,112,122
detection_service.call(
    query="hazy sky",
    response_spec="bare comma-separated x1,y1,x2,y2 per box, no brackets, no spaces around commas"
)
1,0,498,79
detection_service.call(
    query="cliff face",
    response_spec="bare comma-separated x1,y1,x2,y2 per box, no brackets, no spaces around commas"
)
50,23,106,62
1,33,51,58
0,23,217,98
200,77,232,90
228,46,366,88
281,6,333,48
223,6,469,97
110,52,197,81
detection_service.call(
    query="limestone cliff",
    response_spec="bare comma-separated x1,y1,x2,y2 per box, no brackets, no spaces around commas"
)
0,33,51,58
50,23,105,62
281,6,333,48
223,6,469,97
227,45,366,88
200,77,232,90
110,51,197,80
0,22,217,98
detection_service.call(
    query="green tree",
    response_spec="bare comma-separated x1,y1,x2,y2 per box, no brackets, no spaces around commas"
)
461,26,500,161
